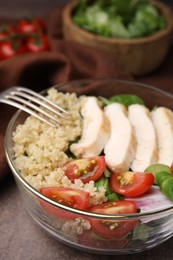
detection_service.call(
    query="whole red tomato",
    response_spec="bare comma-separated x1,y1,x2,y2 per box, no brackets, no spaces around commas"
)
0,40,25,61
17,18,46,34
25,34,49,53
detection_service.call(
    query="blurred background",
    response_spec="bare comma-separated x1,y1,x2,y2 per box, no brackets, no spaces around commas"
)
0,0,172,19
0,0,69,19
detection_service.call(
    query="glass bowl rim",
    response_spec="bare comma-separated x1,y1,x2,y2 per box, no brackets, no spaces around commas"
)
5,78,173,220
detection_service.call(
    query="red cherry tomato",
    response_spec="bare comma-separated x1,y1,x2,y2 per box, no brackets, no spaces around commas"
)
0,40,25,61
88,200,138,239
0,25,16,41
110,171,154,197
25,34,49,53
17,18,46,34
63,156,106,184
40,187,90,219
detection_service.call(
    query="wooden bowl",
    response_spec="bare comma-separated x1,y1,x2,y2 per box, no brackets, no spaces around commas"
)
62,0,173,76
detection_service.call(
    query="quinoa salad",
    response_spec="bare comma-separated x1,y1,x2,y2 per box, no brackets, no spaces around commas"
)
12,87,173,245
12,88,107,205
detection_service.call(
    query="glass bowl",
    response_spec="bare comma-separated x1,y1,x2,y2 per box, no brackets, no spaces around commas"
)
5,78,173,255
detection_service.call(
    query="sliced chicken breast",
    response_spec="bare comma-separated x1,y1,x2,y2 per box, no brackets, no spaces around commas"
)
104,103,136,172
151,107,173,167
128,104,158,172
70,97,110,158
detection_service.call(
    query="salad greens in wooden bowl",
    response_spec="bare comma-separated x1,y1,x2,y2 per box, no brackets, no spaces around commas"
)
62,0,173,76
73,0,166,39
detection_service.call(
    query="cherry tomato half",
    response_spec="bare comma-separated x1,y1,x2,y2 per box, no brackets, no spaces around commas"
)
63,156,106,184
89,201,138,239
110,171,154,197
25,34,49,53
40,187,90,218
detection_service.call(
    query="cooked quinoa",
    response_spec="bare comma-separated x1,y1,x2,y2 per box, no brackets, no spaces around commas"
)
12,88,107,206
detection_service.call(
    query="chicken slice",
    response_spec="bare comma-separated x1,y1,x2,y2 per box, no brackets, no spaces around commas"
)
128,104,158,172
104,103,136,172
151,107,173,167
70,97,110,158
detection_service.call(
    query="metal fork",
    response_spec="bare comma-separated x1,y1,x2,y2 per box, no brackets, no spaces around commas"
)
0,87,69,128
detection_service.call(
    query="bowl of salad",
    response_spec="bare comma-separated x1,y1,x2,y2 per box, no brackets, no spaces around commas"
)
62,0,173,76
5,78,173,254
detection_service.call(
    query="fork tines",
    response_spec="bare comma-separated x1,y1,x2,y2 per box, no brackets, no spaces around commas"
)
1,87,69,128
